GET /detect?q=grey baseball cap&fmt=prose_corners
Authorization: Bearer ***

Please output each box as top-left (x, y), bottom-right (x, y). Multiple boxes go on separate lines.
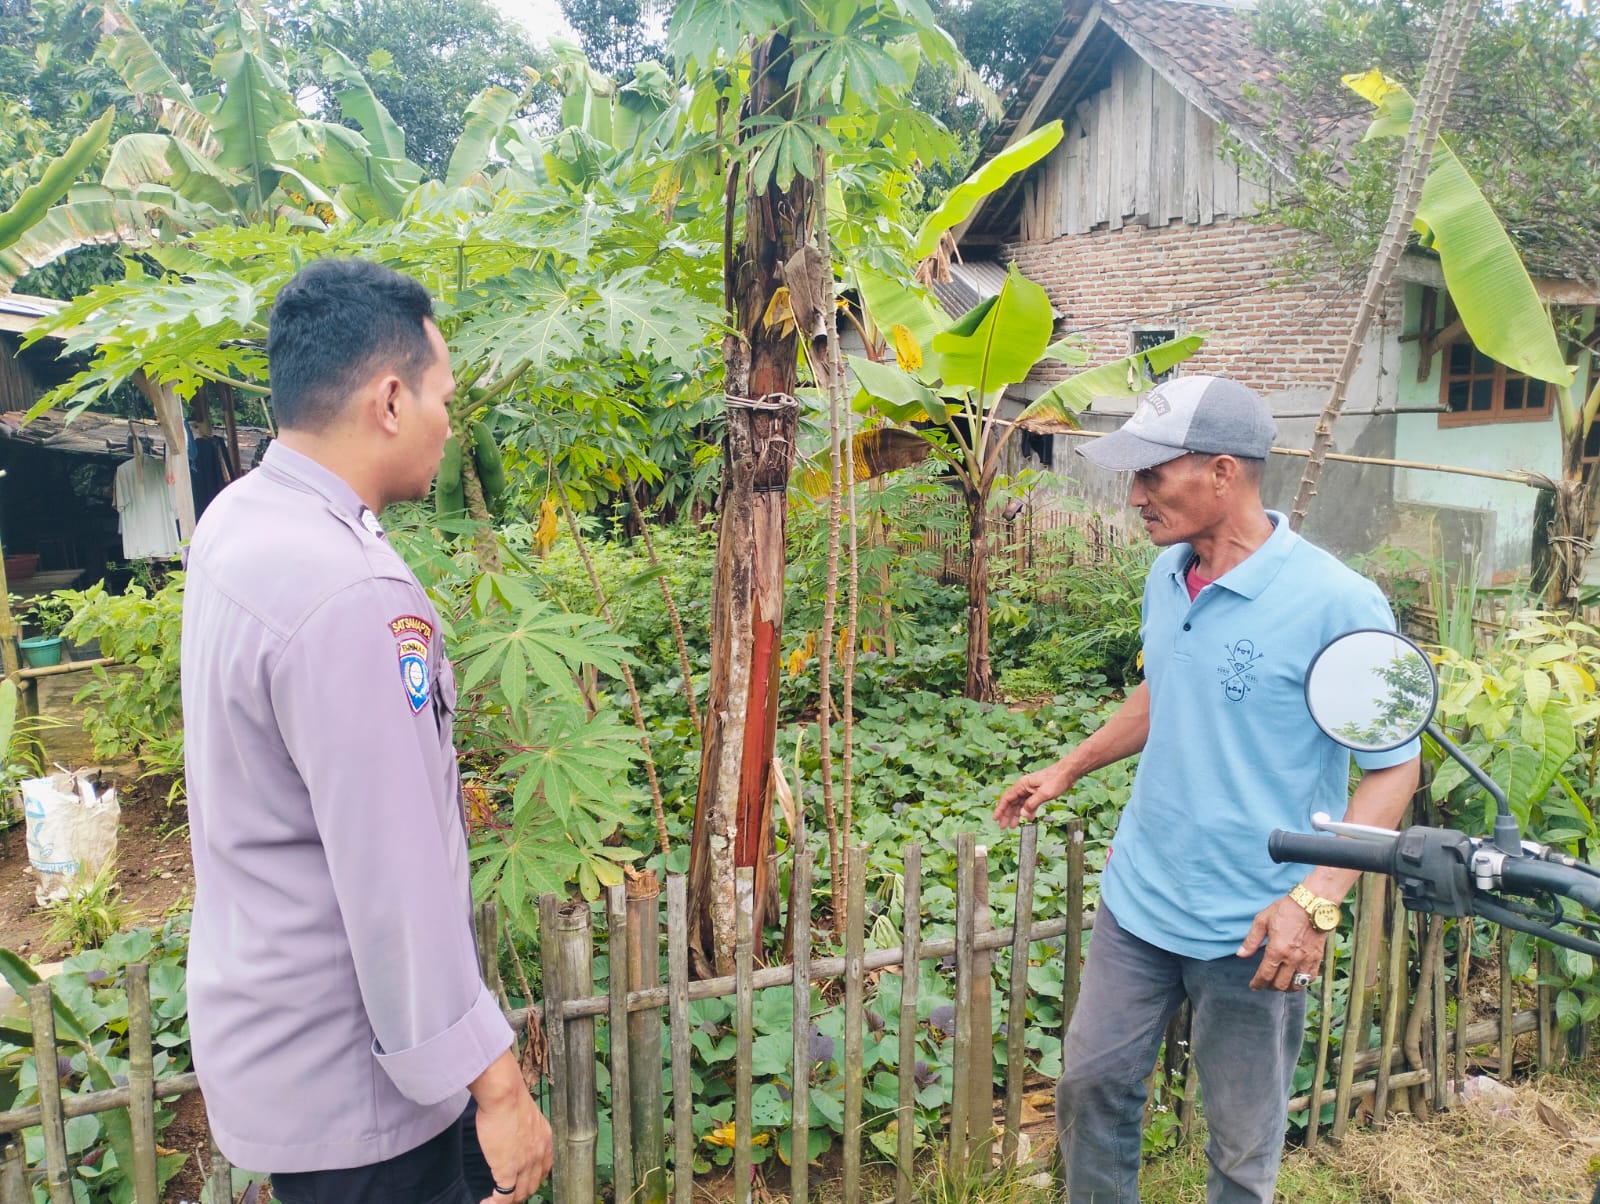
top-left (1077, 375), bottom-right (1277, 472)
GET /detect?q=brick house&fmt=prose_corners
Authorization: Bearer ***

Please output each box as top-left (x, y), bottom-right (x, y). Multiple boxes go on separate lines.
top-left (959, 0), bottom-right (1599, 578)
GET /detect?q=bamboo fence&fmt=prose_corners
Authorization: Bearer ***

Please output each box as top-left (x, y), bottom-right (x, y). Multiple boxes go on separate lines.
top-left (0, 816), bottom-right (1579, 1203)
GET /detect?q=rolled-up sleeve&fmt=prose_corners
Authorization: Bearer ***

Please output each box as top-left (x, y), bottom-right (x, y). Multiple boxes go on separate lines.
top-left (270, 576), bottom-right (512, 1105)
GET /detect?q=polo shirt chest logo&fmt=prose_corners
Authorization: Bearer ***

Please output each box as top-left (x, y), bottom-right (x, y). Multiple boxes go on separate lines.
top-left (1218, 638), bottom-right (1263, 702)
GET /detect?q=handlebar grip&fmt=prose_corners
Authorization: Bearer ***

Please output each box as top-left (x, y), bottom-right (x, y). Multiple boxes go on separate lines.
top-left (1268, 830), bottom-right (1397, 874)
top-left (1499, 857), bottom-right (1600, 911)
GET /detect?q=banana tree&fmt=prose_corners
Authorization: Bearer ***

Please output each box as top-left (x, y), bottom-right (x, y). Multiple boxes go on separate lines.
top-left (1341, 70), bottom-right (1591, 607)
top-left (0, 2), bottom-right (424, 290)
top-left (847, 264), bottom-right (1201, 700)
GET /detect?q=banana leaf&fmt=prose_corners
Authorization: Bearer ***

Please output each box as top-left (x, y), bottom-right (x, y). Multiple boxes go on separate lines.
top-left (1346, 69), bottom-right (1572, 388)
top-left (210, 49), bottom-right (298, 212)
top-left (103, 133), bottom-right (242, 214)
top-left (931, 264), bottom-right (1053, 393)
top-left (1019, 333), bottom-right (1206, 429)
top-left (910, 121), bottom-right (1063, 261)
top-left (447, 86), bottom-right (524, 188)
top-left (0, 108), bottom-right (116, 257)
top-left (0, 185), bottom-right (185, 292)
top-left (796, 428), bottom-right (934, 497)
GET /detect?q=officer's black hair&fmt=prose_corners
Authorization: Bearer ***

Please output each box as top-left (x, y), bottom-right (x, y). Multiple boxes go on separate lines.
top-left (266, 259), bottom-right (437, 432)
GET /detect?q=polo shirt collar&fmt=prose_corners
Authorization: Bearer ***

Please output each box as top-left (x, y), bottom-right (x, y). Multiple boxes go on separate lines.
top-left (1169, 510), bottom-right (1298, 600)
top-left (260, 441), bottom-right (369, 520)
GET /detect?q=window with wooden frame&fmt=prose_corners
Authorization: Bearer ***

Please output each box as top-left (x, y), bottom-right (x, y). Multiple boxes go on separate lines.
top-left (1438, 337), bottom-right (1554, 427)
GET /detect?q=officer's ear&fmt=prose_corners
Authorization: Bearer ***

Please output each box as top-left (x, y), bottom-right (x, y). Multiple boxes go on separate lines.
top-left (370, 372), bottom-right (406, 436)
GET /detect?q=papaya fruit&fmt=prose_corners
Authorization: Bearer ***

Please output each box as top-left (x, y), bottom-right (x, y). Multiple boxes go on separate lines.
top-left (470, 421), bottom-right (507, 507)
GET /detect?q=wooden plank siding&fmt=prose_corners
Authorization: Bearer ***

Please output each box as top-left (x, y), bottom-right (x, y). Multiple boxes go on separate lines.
top-left (1019, 47), bottom-right (1256, 241)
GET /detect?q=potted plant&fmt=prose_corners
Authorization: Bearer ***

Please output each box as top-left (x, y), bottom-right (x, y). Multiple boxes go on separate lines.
top-left (19, 594), bottom-right (75, 669)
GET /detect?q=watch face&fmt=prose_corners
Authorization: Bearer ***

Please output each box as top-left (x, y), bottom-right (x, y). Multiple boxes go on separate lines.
top-left (1313, 904), bottom-right (1340, 931)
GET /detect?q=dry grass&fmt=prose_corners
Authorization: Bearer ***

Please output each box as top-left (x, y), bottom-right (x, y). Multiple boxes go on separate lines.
top-left (1142, 1064), bottom-right (1600, 1203)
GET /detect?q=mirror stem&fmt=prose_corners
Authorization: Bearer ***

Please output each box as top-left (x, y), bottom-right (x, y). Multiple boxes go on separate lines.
top-left (1427, 723), bottom-right (1521, 854)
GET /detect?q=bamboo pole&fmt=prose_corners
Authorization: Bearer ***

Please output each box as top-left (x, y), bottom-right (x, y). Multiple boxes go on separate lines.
top-left (1062, 820), bottom-right (1085, 1037)
top-left (206, 1136), bottom-right (232, 1204)
top-left (1332, 875), bottom-right (1380, 1140)
top-left (666, 877), bottom-right (694, 1204)
top-left (539, 895), bottom-right (572, 1204)
top-left (1001, 826), bottom-right (1037, 1169)
top-left (476, 902), bottom-right (505, 1010)
top-left (12, 657), bottom-right (115, 681)
top-left (895, 844), bottom-right (923, 1204)
top-left (1372, 882), bottom-right (1408, 1119)
top-left (1498, 925), bottom-right (1514, 1081)
top-left (950, 832), bottom-right (976, 1180)
top-left (790, 849), bottom-right (813, 1204)
top-left (1536, 946), bottom-right (1555, 1070)
top-left (733, 868), bottom-right (755, 1204)
top-left (1287, 1070), bottom-right (1430, 1115)
top-left (842, 845), bottom-right (867, 1199)
top-left (0, 1140), bottom-right (25, 1204)
top-left (967, 845), bottom-right (994, 1167)
top-left (1431, 920), bottom-right (1448, 1111)
top-left (126, 964), bottom-right (159, 1204)
top-left (562, 903), bottom-right (599, 1204)
top-left (1402, 915), bottom-right (1444, 1120)
top-left (628, 873), bottom-right (667, 1204)
top-left (1178, 1007), bottom-right (1199, 1142)
top-left (29, 983), bottom-right (72, 1204)
top-left (1305, 939), bottom-right (1338, 1151)
top-left (608, 885), bottom-right (634, 1204)
top-left (1454, 917), bottom-right (1473, 1096)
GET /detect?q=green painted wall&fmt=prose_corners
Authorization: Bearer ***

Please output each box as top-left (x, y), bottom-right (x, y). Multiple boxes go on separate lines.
top-left (1391, 284), bottom-right (1595, 576)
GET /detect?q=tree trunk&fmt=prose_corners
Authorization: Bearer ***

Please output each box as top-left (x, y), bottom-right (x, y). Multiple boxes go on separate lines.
top-left (687, 33), bottom-right (814, 975)
top-left (964, 491), bottom-right (994, 702)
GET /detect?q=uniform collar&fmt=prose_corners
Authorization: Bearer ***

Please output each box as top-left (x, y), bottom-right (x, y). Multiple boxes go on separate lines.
top-left (1169, 510), bottom-right (1297, 601)
top-left (260, 442), bottom-right (371, 522)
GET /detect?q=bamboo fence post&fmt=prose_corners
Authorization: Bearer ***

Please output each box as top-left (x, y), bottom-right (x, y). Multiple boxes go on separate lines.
top-left (1372, 882), bottom-right (1408, 1119)
top-left (0, 1139), bottom-right (25, 1204)
top-left (539, 895), bottom-right (572, 1204)
top-left (1178, 1006), bottom-right (1199, 1142)
top-left (608, 885), bottom-right (634, 1204)
top-left (1536, 946), bottom-right (1555, 1070)
top-left (1305, 938), bottom-right (1338, 1151)
top-left (1062, 821), bottom-right (1084, 1038)
top-left (126, 964), bottom-right (159, 1204)
top-left (1332, 875), bottom-right (1380, 1141)
top-left (1402, 914), bottom-right (1444, 1120)
top-left (1498, 924), bottom-right (1514, 1081)
top-left (790, 850), bottom-right (813, 1204)
top-left (733, 868), bottom-right (755, 1204)
top-left (1431, 920), bottom-right (1448, 1111)
top-left (628, 872), bottom-right (667, 1204)
top-left (666, 877), bottom-right (694, 1204)
top-left (1454, 917), bottom-right (1473, 1096)
top-left (206, 1136), bottom-right (232, 1204)
top-left (476, 902), bottom-right (503, 1003)
top-left (950, 833), bottom-right (976, 1180)
top-left (895, 844), bottom-right (923, 1204)
top-left (967, 845), bottom-right (994, 1166)
top-left (843, 846), bottom-right (867, 1200)
top-left (29, 983), bottom-right (72, 1204)
top-left (559, 901), bottom-right (598, 1204)
top-left (1001, 827), bottom-right (1038, 1169)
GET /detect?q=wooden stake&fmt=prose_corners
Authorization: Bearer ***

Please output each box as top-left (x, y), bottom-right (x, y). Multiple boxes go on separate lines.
top-left (790, 849), bottom-right (813, 1204)
top-left (1454, 917), bottom-right (1473, 1095)
top-left (608, 885), bottom-right (634, 1204)
top-left (628, 873), bottom-right (668, 1204)
top-left (967, 845), bottom-right (994, 1167)
top-left (1498, 924), bottom-right (1514, 1082)
top-left (1062, 820), bottom-right (1085, 1037)
top-left (1332, 875), bottom-right (1379, 1140)
top-left (1373, 882), bottom-right (1408, 1119)
top-left (126, 964), bottom-right (159, 1204)
top-left (666, 877), bottom-right (694, 1204)
top-left (842, 846), bottom-right (868, 1198)
top-left (895, 844), bottom-right (923, 1204)
top-left (1306, 938), bottom-right (1338, 1151)
top-left (733, 869), bottom-right (755, 1204)
top-left (539, 895), bottom-right (571, 1204)
top-left (1001, 826), bottom-right (1038, 1169)
top-left (28, 983), bottom-right (72, 1204)
top-left (950, 833), bottom-right (976, 1180)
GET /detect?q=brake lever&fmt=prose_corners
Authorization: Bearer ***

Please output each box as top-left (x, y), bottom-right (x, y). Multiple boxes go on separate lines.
top-left (1310, 810), bottom-right (1402, 843)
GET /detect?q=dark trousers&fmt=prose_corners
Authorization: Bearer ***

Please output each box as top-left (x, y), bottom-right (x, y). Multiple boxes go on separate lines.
top-left (271, 1104), bottom-right (494, 1204)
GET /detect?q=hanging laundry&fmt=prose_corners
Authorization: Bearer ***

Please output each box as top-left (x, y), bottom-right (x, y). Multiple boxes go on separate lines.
top-left (113, 448), bottom-right (180, 559)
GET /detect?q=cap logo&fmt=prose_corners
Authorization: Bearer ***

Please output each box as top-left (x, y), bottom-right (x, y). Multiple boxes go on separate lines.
top-left (1146, 392), bottom-right (1171, 417)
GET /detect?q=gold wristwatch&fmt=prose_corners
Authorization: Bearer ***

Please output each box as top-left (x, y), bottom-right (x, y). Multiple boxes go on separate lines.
top-left (1289, 884), bottom-right (1342, 932)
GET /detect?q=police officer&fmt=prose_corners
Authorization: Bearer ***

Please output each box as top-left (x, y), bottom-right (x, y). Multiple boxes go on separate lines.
top-left (182, 259), bottom-right (553, 1203)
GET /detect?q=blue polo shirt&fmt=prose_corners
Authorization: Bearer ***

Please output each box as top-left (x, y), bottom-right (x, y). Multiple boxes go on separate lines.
top-left (1100, 512), bottom-right (1419, 960)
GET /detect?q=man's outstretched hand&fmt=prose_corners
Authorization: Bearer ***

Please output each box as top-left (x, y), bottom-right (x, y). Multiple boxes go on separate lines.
top-left (994, 762), bottom-right (1074, 828)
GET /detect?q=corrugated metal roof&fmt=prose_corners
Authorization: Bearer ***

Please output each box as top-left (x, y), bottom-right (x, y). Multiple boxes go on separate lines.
top-left (927, 260), bottom-right (1010, 317)
top-left (0, 294), bottom-right (66, 337)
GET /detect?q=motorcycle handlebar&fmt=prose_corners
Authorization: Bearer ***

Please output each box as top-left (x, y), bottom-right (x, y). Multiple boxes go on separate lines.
top-left (1500, 857), bottom-right (1600, 911)
top-left (1267, 830), bottom-right (1397, 875)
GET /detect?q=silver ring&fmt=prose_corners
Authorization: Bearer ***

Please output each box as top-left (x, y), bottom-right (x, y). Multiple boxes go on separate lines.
top-left (493, 1186), bottom-right (514, 1196)
top-left (1292, 972), bottom-right (1313, 988)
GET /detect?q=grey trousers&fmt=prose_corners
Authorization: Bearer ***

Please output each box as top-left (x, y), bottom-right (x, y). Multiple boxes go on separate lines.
top-left (1056, 907), bottom-right (1306, 1204)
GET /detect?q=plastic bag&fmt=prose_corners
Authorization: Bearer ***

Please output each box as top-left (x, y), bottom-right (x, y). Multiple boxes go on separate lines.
top-left (21, 770), bottom-right (119, 907)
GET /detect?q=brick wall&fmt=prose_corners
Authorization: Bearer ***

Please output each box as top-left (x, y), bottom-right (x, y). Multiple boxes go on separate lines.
top-left (1002, 218), bottom-right (1378, 393)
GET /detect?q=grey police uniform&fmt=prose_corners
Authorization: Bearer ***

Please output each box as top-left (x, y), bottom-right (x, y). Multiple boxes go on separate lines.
top-left (181, 442), bottom-right (512, 1173)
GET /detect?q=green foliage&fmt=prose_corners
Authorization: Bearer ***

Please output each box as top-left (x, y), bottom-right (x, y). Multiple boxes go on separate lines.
top-left (23, 593), bottom-right (75, 640)
top-left (59, 579), bottom-right (186, 797)
top-left (44, 858), bottom-right (134, 955)
top-left (0, 918), bottom-right (193, 1203)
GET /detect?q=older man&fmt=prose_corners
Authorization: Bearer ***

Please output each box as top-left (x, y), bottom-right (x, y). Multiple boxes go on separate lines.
top-left (995, 375), bottom-right (1420, 1203)
top-left (182, 259), bottom-right (551, 1203)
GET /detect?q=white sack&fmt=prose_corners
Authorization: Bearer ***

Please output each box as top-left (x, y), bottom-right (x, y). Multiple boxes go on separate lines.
top-left (21, 771), bottom-right (119, 907)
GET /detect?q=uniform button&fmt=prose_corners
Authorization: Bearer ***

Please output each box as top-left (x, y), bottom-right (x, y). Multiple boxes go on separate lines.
top-left (1182, 622), bottom-right (1192, 631)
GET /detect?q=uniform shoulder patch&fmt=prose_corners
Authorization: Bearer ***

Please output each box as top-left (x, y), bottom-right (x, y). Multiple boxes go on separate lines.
top-left (390, 615), bottom-right (433, 714)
